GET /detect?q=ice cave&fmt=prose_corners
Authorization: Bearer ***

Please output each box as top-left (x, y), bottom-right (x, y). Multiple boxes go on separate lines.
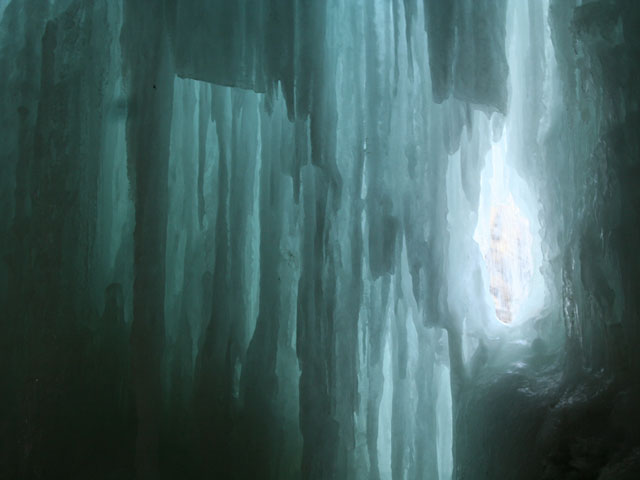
top-left (1, 0), bottom-right (639, 479)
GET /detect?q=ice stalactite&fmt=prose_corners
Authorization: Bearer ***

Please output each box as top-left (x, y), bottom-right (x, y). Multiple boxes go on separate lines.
top-left (121, 2), bottom-right (176, 477)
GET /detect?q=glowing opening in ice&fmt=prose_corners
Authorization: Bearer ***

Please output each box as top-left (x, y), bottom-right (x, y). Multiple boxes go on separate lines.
top-left (474, 135), bottom-right (540, 325)
top-left (481, 195), bottom-right (533, 324)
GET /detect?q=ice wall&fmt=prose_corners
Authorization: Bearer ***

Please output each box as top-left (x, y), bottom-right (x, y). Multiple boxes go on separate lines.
top-left (1, 0), bottom-right (639, 479)
top-left (447, 1), bottom-right (640, 479)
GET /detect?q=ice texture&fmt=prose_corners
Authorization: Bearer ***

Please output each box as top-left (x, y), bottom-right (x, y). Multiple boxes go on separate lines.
top-left (1, 0), bottom-right (639, 479)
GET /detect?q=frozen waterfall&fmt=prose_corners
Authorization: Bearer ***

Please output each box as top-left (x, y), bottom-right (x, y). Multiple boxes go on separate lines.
top-left (1, 0), bottom-right (639, 479)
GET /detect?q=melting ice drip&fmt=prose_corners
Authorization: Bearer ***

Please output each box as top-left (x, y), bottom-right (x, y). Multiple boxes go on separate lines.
top-left (475, 137), bottom-right (536, 325)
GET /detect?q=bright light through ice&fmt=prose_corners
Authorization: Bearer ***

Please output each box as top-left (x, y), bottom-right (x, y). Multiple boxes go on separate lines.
top-left (475, 136), bottom-right (535, 325)
top-left (484, 195), bottom-right (533, 323)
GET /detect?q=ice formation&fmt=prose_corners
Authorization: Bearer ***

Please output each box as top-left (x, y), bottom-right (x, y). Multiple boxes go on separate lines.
top-left (1, 0), bottom-right (639, 479)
